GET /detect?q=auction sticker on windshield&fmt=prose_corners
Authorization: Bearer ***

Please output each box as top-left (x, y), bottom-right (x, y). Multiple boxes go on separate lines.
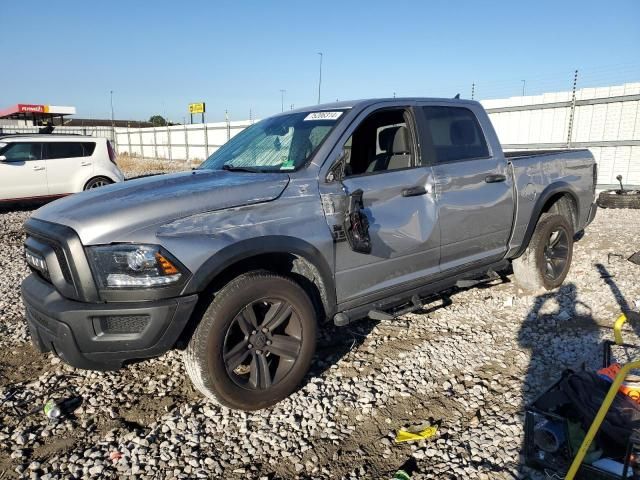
top-left (304, 111), bottom-right (343, 121)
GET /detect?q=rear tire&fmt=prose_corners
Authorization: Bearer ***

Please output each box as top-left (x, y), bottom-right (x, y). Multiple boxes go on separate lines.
top-left (183, 271), bottom-right (317, 410)
top-left (84, 176), bottom-right (113, 190)
top-left (513, 213), bottom-right (573, 293)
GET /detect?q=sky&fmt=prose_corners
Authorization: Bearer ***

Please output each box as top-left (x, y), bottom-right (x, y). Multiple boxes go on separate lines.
top-left (1, 0), bottom-right (639, 123)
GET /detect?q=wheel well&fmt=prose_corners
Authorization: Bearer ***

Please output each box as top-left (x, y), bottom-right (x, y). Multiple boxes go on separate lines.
top-left (178, 253), bottom-right (331, 349)
top-left (540, 192), bottom-right (578, 231)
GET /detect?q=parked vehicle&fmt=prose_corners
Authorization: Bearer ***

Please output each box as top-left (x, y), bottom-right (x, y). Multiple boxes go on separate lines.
top-left (21, 98), bottom-right (597, 410)
top-left (0, 134), bottom-right (123, 202)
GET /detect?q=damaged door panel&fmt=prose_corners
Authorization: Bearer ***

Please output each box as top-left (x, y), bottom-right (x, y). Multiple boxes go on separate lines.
top-left (325, 167), bottom-right (441, 304)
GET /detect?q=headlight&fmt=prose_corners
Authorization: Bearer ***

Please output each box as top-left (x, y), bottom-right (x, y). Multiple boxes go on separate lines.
top-left (87, 244), bottom-right (185, 289)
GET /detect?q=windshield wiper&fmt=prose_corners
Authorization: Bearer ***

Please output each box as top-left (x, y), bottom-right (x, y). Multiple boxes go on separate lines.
top-left (221, 164), bottom-right (262, 173)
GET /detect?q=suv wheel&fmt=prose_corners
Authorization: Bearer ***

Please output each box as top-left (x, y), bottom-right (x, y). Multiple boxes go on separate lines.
top-left (512, 213), bottom-right (573, 292)
top-left (183, 271), bottom-right (317, 410)
top-left (84, 176), bottom-right (113, 190)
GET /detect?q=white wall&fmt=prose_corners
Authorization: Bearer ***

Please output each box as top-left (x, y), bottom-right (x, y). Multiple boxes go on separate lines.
top-left (114, 120), bottom-right (254, 161)
top-left (482, 82), bottom-right (640, 185)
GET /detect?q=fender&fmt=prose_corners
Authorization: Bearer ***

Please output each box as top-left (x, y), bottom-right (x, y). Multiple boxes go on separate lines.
top-left (181, 236), bottom-right (336, 312)
top-left (512, 181), bottom-right (580, 259)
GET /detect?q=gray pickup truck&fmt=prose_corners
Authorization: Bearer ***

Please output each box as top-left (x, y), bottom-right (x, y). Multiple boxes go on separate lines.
top-left (21, 98), bottom-right (597, 410)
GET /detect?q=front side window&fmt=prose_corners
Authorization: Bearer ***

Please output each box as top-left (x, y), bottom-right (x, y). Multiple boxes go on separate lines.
top-left (342, 108), bottom-right (415, 177)
top-left (422, 106), bottom-right (489, 163)
top-left (47, 142), bottom-right (85, 159)
top-left (0, 142), bottom-right (43, 161)
top-left (199, 111), bottom-right (344, 172)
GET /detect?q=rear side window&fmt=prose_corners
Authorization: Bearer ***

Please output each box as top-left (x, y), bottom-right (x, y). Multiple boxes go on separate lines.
top-left (1, 142), bottom-right (43, 161)
top-left (82, 142), bottom-right (96, 156)
top-left (421, 106), bottom-right (489, 163)
top-left (46, 141), bottom-right (95, 159)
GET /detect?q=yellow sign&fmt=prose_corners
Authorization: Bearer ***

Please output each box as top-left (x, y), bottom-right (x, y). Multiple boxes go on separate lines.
top-left (189, 102), bottom-right (206, 114)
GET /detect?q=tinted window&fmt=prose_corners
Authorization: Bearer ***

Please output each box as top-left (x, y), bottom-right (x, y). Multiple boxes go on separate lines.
top-left (422, 107), bottom-right (489, 163)
top-left (47, 142), bottom-right (85, 159)
top-left (82, 142), bottom-right (96, 156)
top-left (1, 142), bottom-right (43, 161)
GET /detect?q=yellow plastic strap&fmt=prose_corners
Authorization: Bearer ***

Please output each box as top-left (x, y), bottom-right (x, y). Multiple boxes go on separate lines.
top-left (614, 313), bottom-right (628, 345)
top-left (565, 359), bottom-right (640, 480)
top-left (395, 426), bottom-right (438, 443)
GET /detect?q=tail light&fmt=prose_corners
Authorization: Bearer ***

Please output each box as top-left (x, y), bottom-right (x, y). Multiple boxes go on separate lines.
top-left (107, 141), bottom-right (118, 165)
top-left (592, 163), bottom-right (598, 195)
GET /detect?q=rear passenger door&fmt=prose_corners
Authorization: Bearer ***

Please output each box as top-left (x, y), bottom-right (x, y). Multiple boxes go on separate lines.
top-left (45, 141), bottom-right (95, 195)
top-left (0, 142), bottom-right (47, 200)
top-left (417, 104), bottom-right (514, 271)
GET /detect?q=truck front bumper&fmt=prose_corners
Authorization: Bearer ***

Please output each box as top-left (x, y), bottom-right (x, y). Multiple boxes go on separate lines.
top-left (21, 274), bottom-right (198, 371)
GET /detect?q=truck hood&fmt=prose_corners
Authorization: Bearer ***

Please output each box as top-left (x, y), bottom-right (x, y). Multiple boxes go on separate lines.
top-left (32, 170), bottom-right (290, 244)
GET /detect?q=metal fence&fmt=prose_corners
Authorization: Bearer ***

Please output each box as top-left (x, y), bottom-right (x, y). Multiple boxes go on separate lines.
top-left (2, 81), bottom-right (638, 186)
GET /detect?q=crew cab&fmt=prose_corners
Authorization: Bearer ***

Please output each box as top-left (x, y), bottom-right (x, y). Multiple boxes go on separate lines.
top-left (21, 98), bottom-right (597, 410)
top-left (0, 134), bottom-right (123, 202)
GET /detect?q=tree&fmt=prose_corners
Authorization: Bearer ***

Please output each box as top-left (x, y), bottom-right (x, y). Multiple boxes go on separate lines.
top-left (149, 115), bottom-right (168, 126)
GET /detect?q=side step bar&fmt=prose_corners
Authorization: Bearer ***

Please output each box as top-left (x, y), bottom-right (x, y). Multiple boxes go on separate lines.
top-left (332, 262), bottom-right (508, 327)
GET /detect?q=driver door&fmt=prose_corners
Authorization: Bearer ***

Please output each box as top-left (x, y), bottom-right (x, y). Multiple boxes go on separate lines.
top-left (320, 106), bottom-right (441, 306)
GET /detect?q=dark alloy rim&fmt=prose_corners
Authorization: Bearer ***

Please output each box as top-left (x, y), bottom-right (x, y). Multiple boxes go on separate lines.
top-left (542, 227), bottom-right (569, 280)
top-left (88, 179), bottom-right (109, 189)
top-left (222, 298), bottom-right (303, 391)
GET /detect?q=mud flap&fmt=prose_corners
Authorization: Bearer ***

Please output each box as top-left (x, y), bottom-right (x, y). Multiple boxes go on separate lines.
top-left (343, 189), bottom-right (371, 254)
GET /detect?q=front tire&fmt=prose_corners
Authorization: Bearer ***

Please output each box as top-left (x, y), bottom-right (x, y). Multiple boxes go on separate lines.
top-left (513, 213), bottom-right (574, 292)
top-left (183, 272), bottom-right (317, 410)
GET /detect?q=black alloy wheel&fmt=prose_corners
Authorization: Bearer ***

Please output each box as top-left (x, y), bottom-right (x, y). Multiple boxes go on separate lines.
top-left (223, 298), bottom-right (303, 391)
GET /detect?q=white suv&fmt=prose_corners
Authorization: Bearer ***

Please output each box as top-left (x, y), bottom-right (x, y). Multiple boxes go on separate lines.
top-left (0, 135), bottom-right (124, 202)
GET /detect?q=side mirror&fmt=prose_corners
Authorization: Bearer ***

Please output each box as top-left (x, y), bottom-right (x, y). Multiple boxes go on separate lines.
top-left (343, 189), bottom-right (371, 254)
top-left (326, 150), bottom-right (347, 182)
top-left (0, 155), bottom-right (6, 162)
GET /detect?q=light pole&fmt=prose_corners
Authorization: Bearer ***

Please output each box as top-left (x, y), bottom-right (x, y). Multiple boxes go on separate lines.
top-left (317, 52), bottom-right (323, 104)
top-left (280, 89), bottom-right (286, 112)
top-left (110, 90), bottom-right (116, 148)
top-left (110, 90), bottom-right (115, 127)
top-left (521, 80), bottom-right (526, 97)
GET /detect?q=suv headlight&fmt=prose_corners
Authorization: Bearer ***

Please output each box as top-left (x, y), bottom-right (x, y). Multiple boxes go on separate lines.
top-left (87, 244), bottom-right (185, 288)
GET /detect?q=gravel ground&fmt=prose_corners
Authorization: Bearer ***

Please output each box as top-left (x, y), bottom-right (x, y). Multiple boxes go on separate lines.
top-left (1, 199), bottom-right (639, 480)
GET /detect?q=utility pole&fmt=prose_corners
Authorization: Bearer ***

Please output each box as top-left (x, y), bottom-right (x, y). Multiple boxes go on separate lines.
top-left (317, 52), bottom-right (323, 104)
top-left (279, 89), bottom-right (286, 112)
top-left (521, 80), bottom-right (526, 96)
top-left (566, 69), bottom-right (579, 148)
top-left (110, 90), bottom-right (115, 127)
top-left (110, 90), bottom-right (116, 149)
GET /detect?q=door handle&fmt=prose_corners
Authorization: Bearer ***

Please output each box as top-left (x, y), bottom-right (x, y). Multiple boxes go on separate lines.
top-left (32, 165), bottom-right (45, 171)
top-left (81, 161), bottom-right (91, 166)
top-left (401, 186), bottom-right (427, 197)
top-left (485, 174), bottom-right (506, 183)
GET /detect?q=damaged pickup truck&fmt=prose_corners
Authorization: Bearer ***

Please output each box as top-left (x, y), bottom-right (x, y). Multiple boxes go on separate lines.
top-left (21, 98), bottom-right (598, 410)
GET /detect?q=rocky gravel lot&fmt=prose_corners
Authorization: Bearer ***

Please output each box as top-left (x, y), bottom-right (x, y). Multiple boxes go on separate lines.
top-left (1, 198), bottom-right (639, 479)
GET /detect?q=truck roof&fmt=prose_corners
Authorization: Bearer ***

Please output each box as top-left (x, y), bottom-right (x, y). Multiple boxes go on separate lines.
top-left (286, 97), bottom-right (480, 114)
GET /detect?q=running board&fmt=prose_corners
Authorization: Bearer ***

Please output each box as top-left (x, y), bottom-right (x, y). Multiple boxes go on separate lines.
top-left (332, 260), bottom-right (509, 327)
top-left (334, 294), bottom-right (442, 326)
top-left (455, 269), bottom-right (501, 288)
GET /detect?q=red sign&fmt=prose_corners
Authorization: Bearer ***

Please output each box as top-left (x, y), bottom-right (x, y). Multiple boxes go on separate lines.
top-left (18, 104), bottom-right (46, 113)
